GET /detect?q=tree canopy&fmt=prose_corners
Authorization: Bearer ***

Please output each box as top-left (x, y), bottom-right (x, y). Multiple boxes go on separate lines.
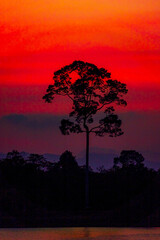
top-left (43, 60), bottom-right (128, 137)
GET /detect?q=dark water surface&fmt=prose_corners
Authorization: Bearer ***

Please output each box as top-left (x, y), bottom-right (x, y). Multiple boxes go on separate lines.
top-left (0, 228), bottom-right (160, 240)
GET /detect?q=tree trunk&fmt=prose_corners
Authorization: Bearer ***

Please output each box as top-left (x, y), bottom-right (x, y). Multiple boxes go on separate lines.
top-left (85, 130), bottom-right (89, 209)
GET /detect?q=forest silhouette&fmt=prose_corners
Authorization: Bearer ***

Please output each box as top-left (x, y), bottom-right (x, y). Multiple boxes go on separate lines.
top-left (0, 149), bottom-right (159, 227)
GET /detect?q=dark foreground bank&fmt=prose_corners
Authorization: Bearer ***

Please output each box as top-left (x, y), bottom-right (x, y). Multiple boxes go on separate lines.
top-left (0, 150), bottom-right (160, 227)
top-left (1, 208), bottom-right (160, 228)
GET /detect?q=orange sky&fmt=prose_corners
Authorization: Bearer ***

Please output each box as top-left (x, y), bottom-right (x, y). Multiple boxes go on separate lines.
top-left (1, 0), bottom-right (160, 55)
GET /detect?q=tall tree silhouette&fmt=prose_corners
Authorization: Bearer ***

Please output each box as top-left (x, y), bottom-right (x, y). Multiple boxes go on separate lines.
top-left (43, 60), bottom-right (128, 208)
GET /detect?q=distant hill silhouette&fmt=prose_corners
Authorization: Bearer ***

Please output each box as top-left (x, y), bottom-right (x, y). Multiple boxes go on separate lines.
top-left (0, 152), bottom-right (59, 164)
top-left (0, 149), bottom-right (159, 170)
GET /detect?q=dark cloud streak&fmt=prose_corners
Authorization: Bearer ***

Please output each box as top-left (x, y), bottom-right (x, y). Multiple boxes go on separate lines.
top-left (0, 113), bottom-right (66, 131)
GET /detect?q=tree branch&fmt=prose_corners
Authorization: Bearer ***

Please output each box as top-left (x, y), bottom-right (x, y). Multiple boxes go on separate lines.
top-left (66, 93), bottom-right (74, 101)
top-left (90, 122), bottom-right (104, 132)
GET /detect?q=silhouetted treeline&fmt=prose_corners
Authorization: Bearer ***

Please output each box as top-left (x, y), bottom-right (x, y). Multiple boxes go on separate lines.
top-left (0, 149), bottom-right (160, 227)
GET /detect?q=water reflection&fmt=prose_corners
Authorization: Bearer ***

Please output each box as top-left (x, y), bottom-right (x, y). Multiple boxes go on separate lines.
top-left (83, 228), bottom-right (91, 238)
top-left (0, 228), bottom-right (160, 240)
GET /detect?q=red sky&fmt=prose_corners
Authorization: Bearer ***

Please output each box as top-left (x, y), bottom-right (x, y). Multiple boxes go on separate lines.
top-left (1, 0), bottom-right (160, 112)
top-left (0, 0), bottom-right (160, 163)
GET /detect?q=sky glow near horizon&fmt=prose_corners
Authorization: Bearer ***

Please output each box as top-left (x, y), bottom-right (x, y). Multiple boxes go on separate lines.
top-left (0, 0), bottom-right (160, 163)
